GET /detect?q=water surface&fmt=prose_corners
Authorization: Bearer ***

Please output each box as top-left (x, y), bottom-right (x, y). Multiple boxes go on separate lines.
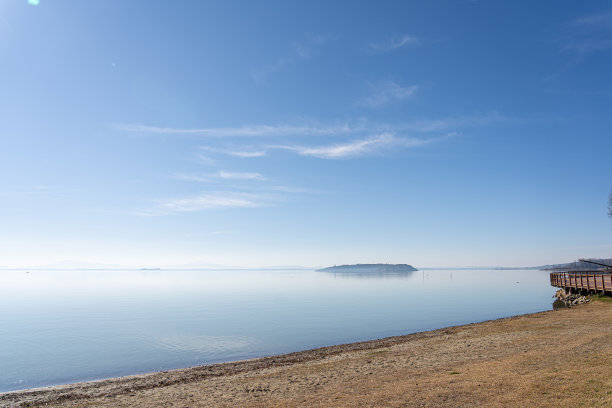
top-left (0, 268), bottom-right (554, 392)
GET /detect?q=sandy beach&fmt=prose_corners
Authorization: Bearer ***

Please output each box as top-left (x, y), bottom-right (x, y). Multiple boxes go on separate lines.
top-left (2, 300), bottom-right (611, 408)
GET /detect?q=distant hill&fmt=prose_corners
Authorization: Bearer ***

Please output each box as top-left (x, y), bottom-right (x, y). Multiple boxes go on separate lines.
top-left (539, 258), bottom-right (612, 271)
top-left (317, 264), bottom-right (418, 273)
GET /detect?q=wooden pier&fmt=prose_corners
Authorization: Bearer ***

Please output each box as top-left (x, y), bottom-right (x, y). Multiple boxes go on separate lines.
top-left (550, 271), bottom-right (612, 295)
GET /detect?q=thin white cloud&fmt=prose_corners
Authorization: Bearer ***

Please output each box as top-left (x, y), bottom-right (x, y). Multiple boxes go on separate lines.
top-left (563, 38), bottom-right (612, 53)
top-left (560, 11), bottom-right (612, 55)
top-left (173, 174), bottom-right (214, 182)
top-left (139, 182), bottom-right (311, 217)
top-left (249, 57), bottom-right (288, 81)
top-left (175, 171), bottom-right (267, 182)
top-left (228, 150), bottom-right (267, 158)
top-left (209, 230), bottom-right (234, 235)
top-left (250, 34), bottom-right (327, 81)
top-left (399, 112), bottom-right (508, 132)
top-left (268, 185), bottom-right (312, 193)
top-left (272, 133), bottom-right (432, 159)
top-left (357, 81), bottom-right (419, 107)
top-left (114, 113), bottom-right (505, 145)
top-left (139, 192), bottom-right (264, 216)
top-left (201, 146), bottom-right (267, 158)
top-left (114, 113), bottom-right (504, 165)
top-left (113, 122), bottom-right (355, 138)
top-left (544, 12), bottom-right (612, 79)
top-left (570, 11), bottom-right (612, 31)
top-left (0, 186), bottom-right (52, 199)
top-left (369, 34), bottom-right (419, 53)
top-left (293, 34), bottom-right (327, 58)
top-left (219, 170), bottom-right (266, 180)
top-left (194, 153), bottom-right (216, 166)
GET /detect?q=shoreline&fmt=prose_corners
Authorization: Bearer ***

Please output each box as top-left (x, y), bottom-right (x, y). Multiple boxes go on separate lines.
top-left (1, 308), bottom-right (553, 396)
top-left (2, 314), bottom-right (526, 405)
top-left (2, 302), bottom-right (611, 407)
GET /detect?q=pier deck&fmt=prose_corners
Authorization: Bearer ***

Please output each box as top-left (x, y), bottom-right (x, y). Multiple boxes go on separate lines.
top-left (550, 271), bottom-right (612, 294)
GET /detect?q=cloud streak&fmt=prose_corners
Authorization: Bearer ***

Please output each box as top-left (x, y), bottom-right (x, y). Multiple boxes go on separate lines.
top-left (175, 171), bottom-right (267, 182)
top-left (0, 186), bottom-right (53, 199)
top-left (139, 192), bottom-right (265, 216)
top-left (218, 170), bottom-right (266, 180)
top-left (546, 11), bottom-right (612, 79)
top-left (250, 34), bottom-right (327, 81)
top-left (561, 11), bottom-right (612, 55)
top-left (357, 81), bottom-right (419, 107)
top-left (292, 34), bottom-right (327, 58)
top-left (563, 38), bottom-right (612, 54)
top-left (271, 133), bottom-right (433, 159)
top-left (116, 113), bottom-right (505, 164)
top-left (570, 11), bottom-right (612, 31)
top-left (397, 112), bottom-right (508, 132)
top-left (200, 146), bottom-right (268, 158)
top-left (112, 122), bottom-right (355, 138)
top-left (369, 34), bottom-right (419, 53)
top-left (114, 113), bottom-right (506, 140)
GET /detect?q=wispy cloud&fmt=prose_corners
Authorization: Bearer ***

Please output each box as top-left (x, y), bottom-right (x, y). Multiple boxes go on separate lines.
top-left (570, 11), bottom-right (612, 32)
top-left (267, 185), bottom-right (313, 193)
top-left (209, 230), bottom-right (234, 235)
top-left (357, 81), bottom-right (419, 107)
top-left (561, 11), bottom-right (612, 55)
top-left (138, 181), bottom-right (313, 216)
top-left (116, 113), bottom-right (503, 163)
top-left (200, 146), bottom-right (268, 158)
top-left (175, 171), bottom-right (267, 182)
top-left (227, 150), bottom-right (267, 158)
top-left (249, 58), bottom-right (289, 82)
top-left (293, 34), bottom-right (327, 58)
top-left (0, 186), bottom-right (52, 199)
top-left (250, 34), bottom-right (327, 81)
top-left (138, 192), bottom-right (265, 216)
top-left (546, 11), bottom-right (612, 79)
top-left (563, 38), bottom-right (612, 54)
top-left (218, 170), bottom-right (266, 180)
top-left (194, 153), bottom-right (216, 166)
top-left (115, 113), bottom-right (505, 144)
top-left (398, 112), bottom-right (508, 132)
top-left (368, 34), bottom-right (419, 53)
top-left (112, 122), bottom-right (354, 138)
top-left (271, 133), bottom-right (433, 159)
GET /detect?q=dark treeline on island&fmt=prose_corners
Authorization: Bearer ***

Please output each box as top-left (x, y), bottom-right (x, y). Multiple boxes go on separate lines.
top-left (317, 264), bottom-right (418, 273)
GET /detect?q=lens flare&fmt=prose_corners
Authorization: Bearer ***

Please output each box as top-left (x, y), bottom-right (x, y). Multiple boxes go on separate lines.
top-left (28, 0), bottom-right (40, 5)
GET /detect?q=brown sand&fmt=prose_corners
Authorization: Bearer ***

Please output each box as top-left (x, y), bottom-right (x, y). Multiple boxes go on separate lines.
top-left (2, 301), bottom-right (611, 408)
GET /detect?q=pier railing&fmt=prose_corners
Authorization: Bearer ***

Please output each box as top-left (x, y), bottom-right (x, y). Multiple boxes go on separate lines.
top-left (550, 271), bottom-right (612, 294)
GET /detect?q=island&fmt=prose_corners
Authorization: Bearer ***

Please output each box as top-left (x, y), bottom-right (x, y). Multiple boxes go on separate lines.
top-left (316, 263), bottom-right (417, 273)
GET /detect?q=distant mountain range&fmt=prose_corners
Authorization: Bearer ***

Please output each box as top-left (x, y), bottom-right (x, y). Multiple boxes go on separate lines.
top-left (0, 260), bottom-right (312, 271)
top-left (3, 259), bottom-right (610, 272)
top-left (317, 264), bottom-right (418, 273)
top-left (25, 260), bottom-right (123, 270)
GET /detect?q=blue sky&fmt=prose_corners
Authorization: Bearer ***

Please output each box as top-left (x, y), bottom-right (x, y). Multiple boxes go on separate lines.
top-left (1, 0), bottom-right (612, 268)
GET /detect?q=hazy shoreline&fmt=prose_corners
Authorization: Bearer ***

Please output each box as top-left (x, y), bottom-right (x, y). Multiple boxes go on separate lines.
top-left (3, 302), bottom-right (611, 407)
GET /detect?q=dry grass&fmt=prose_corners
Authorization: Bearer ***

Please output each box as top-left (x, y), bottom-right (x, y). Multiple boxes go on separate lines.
top-left (3, 302), bottom-right (612, 408)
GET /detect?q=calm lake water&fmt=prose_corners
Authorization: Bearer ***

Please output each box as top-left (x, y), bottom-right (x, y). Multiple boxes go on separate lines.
top-left (0, 268), bottom-right (555, 393)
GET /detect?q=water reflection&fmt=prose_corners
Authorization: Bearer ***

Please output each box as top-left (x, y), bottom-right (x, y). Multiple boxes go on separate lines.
top-left (320, 270), bottom-right (415, 279)
top-left (0, 268), bottom-right (555, 392)
top-left (317, 264), bottom-right (417, 279)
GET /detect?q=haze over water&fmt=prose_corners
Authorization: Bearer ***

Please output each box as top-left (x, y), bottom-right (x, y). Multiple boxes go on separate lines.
top-left (0, 268), bottom-right (555, 392)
